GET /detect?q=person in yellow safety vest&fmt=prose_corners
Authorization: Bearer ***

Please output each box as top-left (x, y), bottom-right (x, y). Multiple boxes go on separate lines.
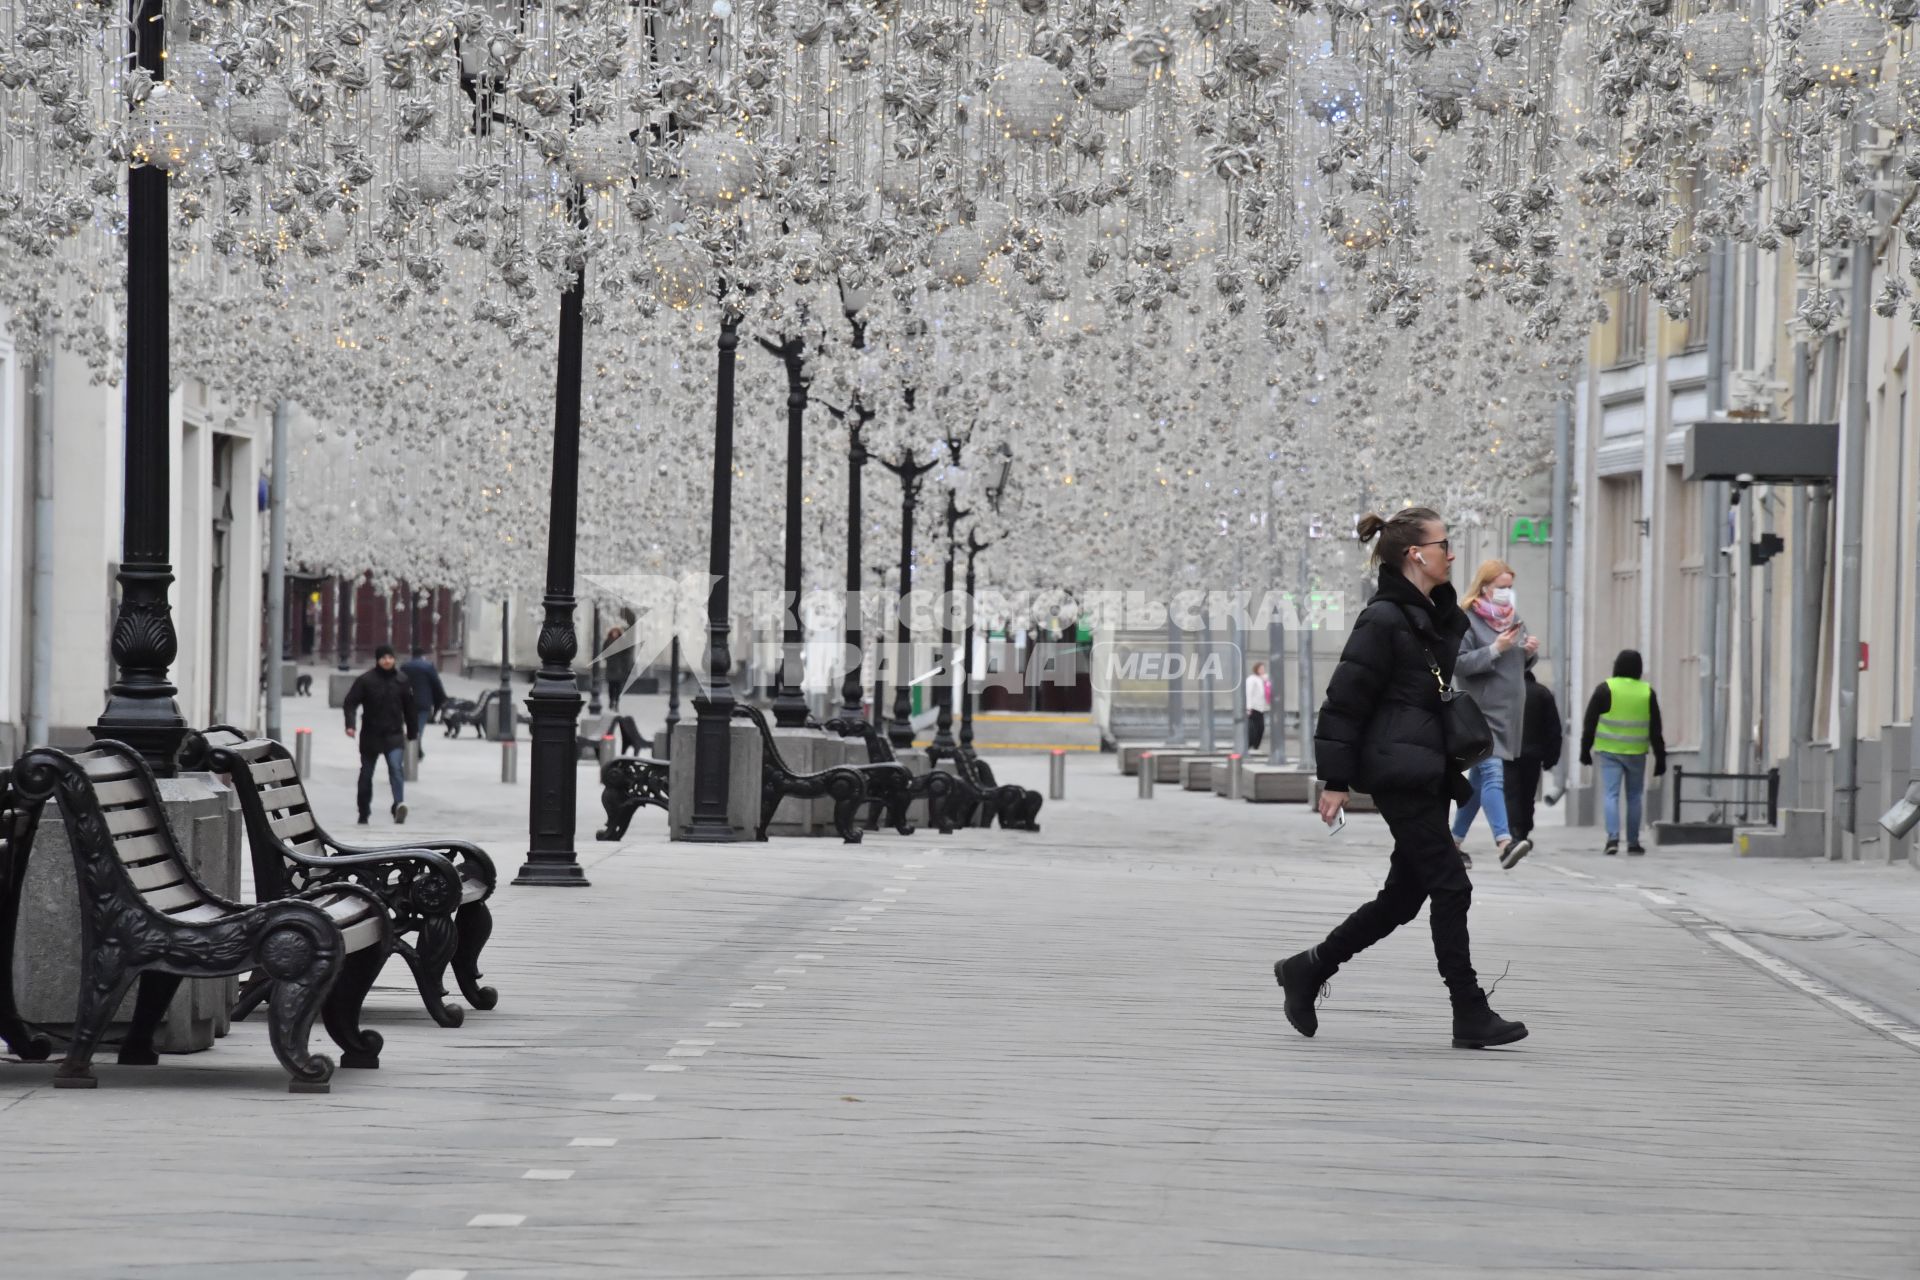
top-left (1578, 649), bottom-right (1667, 856)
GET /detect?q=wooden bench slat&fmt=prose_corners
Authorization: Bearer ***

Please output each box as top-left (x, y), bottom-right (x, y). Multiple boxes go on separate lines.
top-left (249, 757), bottom-right (299, 785)
top-left (105, 805), bottom-right (161, 837)
top-left (257, 783), bottom-right (308, 813)
top-left (340, 916), bottom-right (384, 953)
top-left (461, 875), bottom-right (488, 904)
top-left (310, 891), bottom-right (379, 926)
top-left (91, 778), bottom-right (149, 807)
top-left (125, 859), bottom-right (188, 892)
top-left (80, 752), bottom-right (139, 781)
top-left (114, 832), bottom-right (169, 864)
top-left (144, 882), bottom-right (204, 912)
top-left (219, 737), bottom-right (274, 762)
top-left (168, 902), bottom-right (228, 924)
top-left (270, 810), bottom-right (317, 841)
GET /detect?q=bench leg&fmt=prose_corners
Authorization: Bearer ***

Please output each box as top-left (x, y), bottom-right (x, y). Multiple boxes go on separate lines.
top-left (451, 900), bottom-right (498, 1011)
top-left (398, 915), bottom-right (464, 1028)
top-left (886, 788), bottom-right (915, 836)
top-left (117, 971), bottom-right (183, 1066)
top-left (57, 967), bottom-right (136, 1088)
top-left (264, 927), bottom-right (341, 1093)
top-left (832, 781), bottom-right (865, 844)
top-left (322, 945), bottom-right (386, 1070)
top-left (597, 792), bottom-right (638, 842)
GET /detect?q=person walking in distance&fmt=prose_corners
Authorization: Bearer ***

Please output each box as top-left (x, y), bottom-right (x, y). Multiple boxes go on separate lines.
top-left (1580, 649), bottom-right (1666, 855)
top-left (1245, 661), bottom-right (1270, 753)
top-left (400, 646), bottom-right (447, 757)
top-left (1274, 508), bottom-right (1527, 1049)
top-left (343, 644), bottom-right (419, 825)
top-left (1505, 669), bottom-right (1563, 845)
top-left (602, 608), bottom-right (636, 713)
top-left (1449, 560), bottom-right (1539, 870)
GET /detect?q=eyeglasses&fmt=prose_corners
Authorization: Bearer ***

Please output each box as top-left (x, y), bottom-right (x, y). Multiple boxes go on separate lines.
top-left (1414, 538), bottom-right (1451, 553)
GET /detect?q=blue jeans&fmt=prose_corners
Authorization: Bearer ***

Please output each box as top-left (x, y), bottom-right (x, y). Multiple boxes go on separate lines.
top-left (357, 746), bottom-right (405, 817)
top-left (1451, 756), bottom-right (1511, 844)
top-left (1598, 751), bottom-right (1645, 843)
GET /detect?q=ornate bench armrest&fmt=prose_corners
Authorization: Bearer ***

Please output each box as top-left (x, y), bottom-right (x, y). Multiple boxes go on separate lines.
top-left (292, 846), bottom-right (466, 919)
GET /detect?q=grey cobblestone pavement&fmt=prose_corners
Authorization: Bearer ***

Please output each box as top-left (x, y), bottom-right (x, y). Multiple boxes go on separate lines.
top-left (5, 711), bottom-right (1919, 1278)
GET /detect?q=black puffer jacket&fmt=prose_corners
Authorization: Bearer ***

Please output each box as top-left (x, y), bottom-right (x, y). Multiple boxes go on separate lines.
top-left (342, 666), bottom-right (419, 757)
top-left (1315, 567), bottom-right (1471, 800)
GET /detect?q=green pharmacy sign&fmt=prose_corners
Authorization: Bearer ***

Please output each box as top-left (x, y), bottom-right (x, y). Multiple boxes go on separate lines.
top-left (1509, 516), bottom-right (1551, 546)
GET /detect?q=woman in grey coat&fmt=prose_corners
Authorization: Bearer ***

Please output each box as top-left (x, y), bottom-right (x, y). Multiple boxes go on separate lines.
top-left (1451, 560), bottom-right (1539, 869)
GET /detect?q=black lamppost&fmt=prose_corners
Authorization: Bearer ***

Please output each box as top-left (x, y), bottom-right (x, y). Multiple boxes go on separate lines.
top-left (834, 283), bottom-right (873, 719)
top-left (93, 0), bottom-right (187, 771)
top-left (337, 576), bottom-right (354, 673)
top-left (877, 429), bottom-right (939, 751)
top-left (927, 435), bottom-right (969, 764)
top-left (496, 598), bottom-right (514, 742)
top-left (870, 563), bottom-right (891, 727)
top-left (757, 330), bottom-right (811, 728)
top-left (686, 300), bottom-right (746, 841)
top-left (839, 409), bottom-right (870, 718)
top-left (959, 529), bottom-right (991, 760)
top-left (587, 600), bottom-right (604, 717)
top-left (960, 446), bottom-right (1011, 760)
top-left (512, 236), bottom-right (589, 887)
top-left (663, 632), bottom-right (682, 759)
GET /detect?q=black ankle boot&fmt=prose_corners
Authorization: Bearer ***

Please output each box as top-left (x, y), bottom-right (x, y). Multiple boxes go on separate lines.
top-left (1450, 990), bottom-right (1528, 1049)
top-left (1275, 950), bottom-right (1335, 1038)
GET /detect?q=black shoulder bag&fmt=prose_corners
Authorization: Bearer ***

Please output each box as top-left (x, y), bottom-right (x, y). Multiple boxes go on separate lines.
top-left (1398, 607), bottom-right (1494, 767)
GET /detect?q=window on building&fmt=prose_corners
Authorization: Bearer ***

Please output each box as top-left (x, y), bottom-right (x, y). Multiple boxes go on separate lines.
top-left (1610, 288), bottom-right (1647, 367)
top-left (1600, 474), bottom-right (1642, 665)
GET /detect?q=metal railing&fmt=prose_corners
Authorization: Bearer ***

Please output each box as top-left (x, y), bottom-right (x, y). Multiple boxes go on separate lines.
top-left (1670, 766), bottom-right (1780, 828)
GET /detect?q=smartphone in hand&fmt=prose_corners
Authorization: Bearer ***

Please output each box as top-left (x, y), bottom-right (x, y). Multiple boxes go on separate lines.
top-left (1327, 808), bottom-right (1346, 836)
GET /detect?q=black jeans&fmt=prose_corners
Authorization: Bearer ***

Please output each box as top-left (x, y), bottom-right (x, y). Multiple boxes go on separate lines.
top-left (1247, 710), bottom-right (1265, 752)
top-left (1504, 759), bottom-right (1542, 842)
top-left (1318, 789), bottom-right (1479, 998)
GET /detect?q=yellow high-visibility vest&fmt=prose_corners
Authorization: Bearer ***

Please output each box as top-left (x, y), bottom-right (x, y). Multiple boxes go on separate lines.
top-left (1597, 677), bottom-right (1652, 755)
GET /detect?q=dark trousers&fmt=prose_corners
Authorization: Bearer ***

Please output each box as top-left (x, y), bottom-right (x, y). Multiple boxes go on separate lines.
top-left (356, 746), bottom-right (405, 817)
top-left (1247, 710), bottom-right (1265, 753)
top-left (1504, 759), bottom-right (1543, 842)
top-left (1317, 789), bottom-right (1479, 998)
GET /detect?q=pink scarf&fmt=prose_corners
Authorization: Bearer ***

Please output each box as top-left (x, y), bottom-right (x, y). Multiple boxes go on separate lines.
top-left (1472, 596), bottom-right (1515, 631)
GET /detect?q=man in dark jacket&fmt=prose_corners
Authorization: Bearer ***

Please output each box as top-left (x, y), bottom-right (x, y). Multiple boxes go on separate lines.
top-left (343, 644), bottom-right (419, 824)
top-left (400, 647), bottom-right (448, 757)
top-left (1579, 648), bottom-right (1666, 854)
top-left (1504, 669), bottom-right (1562, 844)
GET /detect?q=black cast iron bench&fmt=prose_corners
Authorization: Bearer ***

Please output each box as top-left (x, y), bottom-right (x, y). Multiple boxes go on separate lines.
top-left (950, 750), bottom-right (1043, 831)
top-left (191, 726), bottom-right (499, 1027)
top-left (821, 717), bottom-right (960, 835)
top-left (596, 754), bottom-right (670, 841)
top-left (731, 704), bottom-right (870, 843)
top-left (442, 688), bottom-right (529, 738)
top-left (0, 742), bottom-right (391, 1092)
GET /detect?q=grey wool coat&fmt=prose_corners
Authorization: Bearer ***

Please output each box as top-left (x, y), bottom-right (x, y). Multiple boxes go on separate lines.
top-left (1453, 608), bottom-right (1531, 762)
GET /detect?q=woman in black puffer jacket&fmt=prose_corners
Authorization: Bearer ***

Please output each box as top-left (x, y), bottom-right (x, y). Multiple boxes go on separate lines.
top-left (1273, 507), bottom-right (1528, 1050)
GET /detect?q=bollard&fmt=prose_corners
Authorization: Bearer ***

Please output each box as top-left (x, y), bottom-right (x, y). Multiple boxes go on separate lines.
top-left (293, 727), bottom-right (312, 779)
top-left (1049, 748), bottom-right (1066, 800)
top-left (1226, 752), bottom-right (1242, 800)
top-left (403, 737), bottom-right (420, 783)
top-left (597, 732), bottom-right (615, 766)
top-left (1138, 752), bottom-right (1155, 799)
top-left (501, 738), bottom-right (518, 784)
